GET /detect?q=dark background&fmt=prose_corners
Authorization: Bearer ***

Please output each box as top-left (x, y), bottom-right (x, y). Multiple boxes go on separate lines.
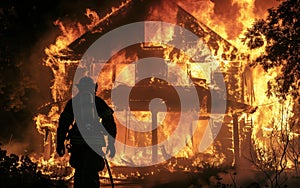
top-left (0, 0), bottom-right (124, 153)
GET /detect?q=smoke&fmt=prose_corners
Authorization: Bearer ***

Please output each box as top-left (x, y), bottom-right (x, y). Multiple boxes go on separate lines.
top-left (176, 0), bottom-right (281, 41)
top-left (210, 0), bottom-right (243, 40)
top-left (1, 122), bottom-right (43, 156)
top-left (254, 0), bottom-right (281, 17)
top-left (2, 142), bottom-right (29, 156)
top-left (212, 166), bottom-right (265, 187)
top-left (175, 0), bottom-right (242, 40)
top-left (204, 0), bottom-right (280, 40)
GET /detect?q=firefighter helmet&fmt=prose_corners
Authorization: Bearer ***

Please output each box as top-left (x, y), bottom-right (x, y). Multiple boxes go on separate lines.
top-left (76, 76), bottom-right (95, 91)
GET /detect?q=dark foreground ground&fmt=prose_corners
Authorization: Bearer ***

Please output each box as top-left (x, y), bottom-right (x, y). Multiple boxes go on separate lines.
top-left (1, 145), bottom-right (300, 188)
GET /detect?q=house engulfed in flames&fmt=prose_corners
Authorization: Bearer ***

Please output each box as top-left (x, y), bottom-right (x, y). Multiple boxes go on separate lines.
top-left (35, 0), bottom-right (259, 174)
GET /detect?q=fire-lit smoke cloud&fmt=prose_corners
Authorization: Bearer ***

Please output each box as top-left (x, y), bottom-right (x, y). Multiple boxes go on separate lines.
top-left (176, 0), bottom-right (280, 42)
top-left (210, 0), bottom-right (242, 39)
top-left (254, 0), bottom-right (281, 17)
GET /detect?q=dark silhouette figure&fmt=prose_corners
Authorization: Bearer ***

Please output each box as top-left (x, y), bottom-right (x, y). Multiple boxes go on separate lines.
top-left (56, 76), bottom-right (117, 188)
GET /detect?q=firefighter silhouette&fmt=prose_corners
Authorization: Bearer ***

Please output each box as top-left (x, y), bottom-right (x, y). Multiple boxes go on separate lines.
top-left (56, 76), bottom-right (117, 188)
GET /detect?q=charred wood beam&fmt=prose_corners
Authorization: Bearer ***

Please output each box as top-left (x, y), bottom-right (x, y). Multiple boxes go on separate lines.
top-left (233, 113), bottom-right (240, 167)
top-left (151, 110), bottom-right (158, 163)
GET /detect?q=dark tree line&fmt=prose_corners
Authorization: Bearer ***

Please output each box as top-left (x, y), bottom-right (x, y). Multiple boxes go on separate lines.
top-left (243, 1), bottom-right (300, 187)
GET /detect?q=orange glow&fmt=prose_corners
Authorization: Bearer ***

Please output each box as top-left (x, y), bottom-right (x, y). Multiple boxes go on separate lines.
top-left (31, 0), bottom-right (295, 180)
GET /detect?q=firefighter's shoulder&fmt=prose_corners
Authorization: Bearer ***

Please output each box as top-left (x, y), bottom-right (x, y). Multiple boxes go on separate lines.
top-left (95, 96), bottom-right (114, 116)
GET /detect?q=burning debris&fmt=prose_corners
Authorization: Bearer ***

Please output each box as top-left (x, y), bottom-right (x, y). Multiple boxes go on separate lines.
top-left (0, 143), bottom-right (68, 187)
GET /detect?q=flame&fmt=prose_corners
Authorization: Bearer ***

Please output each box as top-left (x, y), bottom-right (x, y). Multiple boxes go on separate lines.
top-left (251, 66), bottom-right (295, 152)
top-left (85, 9), bottom-right (101, 30)
top-left (31, 0), bottom-right (296, 181)
top-left (89, 0), bottom-right (133, 33)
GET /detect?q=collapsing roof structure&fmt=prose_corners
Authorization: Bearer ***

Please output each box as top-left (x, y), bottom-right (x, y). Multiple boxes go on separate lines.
top-left (66, 0), bottom-right (240, 61)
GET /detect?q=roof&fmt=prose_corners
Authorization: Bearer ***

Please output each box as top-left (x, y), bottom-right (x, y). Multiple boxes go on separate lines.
top-left (63, 0), bottom-right (239, 61)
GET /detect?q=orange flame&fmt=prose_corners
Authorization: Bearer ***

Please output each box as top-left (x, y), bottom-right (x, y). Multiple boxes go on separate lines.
top-left (32, 0), bottom-right (293, 178)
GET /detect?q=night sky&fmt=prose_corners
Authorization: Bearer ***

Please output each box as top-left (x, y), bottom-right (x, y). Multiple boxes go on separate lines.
top-left (0, 0), bottom-right (280, 154)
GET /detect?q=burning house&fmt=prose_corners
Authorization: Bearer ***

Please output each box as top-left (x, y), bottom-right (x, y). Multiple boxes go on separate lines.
top-left (34, 0), bottom-right (260, 181)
